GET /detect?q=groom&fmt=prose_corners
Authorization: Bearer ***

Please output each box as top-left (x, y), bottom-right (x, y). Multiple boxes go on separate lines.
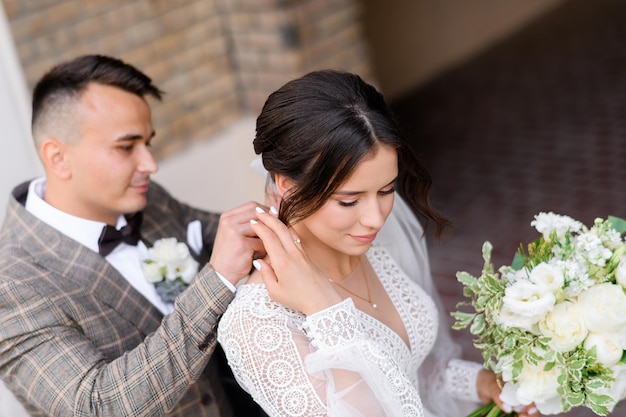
top-left (0, 55), bottom-right (266, 416)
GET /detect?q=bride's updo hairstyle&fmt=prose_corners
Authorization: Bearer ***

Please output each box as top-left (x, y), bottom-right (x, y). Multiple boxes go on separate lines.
top-left (254, 69), bottom-right (450, 237)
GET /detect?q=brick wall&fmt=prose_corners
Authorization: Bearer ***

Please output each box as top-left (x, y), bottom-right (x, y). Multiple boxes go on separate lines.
top-left (2, 0), bottom-right (372, 159)
top-left (224, 0), bottom-right (373, 113)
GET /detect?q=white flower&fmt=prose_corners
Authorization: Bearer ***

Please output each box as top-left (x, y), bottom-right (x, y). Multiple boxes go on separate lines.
top-left (177, 257), bottom-right (199, 284)
top-left (531, 212), bottom-right (583, 242)
top-left (555, 259), bottom-right (593, 297)
top-left (575, 232), bottom-right (612, 266)
top-left (528, 262), bottom-right (564, 292)
top-left (497, 280), bottom-right (555, 330)
top-left (499, 360), bottom-right (562, 413)
top-left (499, 265), bottom-right (527, 283)
top-left (584, 332), bottom-right (624, 367)
top-left (538, 301), bottom-right (588, 352)
top-left (142, 237), bottom-right (199, 284)
top-left (143, 261), bottom-right (164, 283)
top-left (577, 283), bottom-right (626, 333)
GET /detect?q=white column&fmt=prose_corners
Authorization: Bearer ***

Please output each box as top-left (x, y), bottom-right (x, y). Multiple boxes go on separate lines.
top-left (0, 3), bottom-right (42, 220)
top-left (0, 6), bottom-right (36, 417)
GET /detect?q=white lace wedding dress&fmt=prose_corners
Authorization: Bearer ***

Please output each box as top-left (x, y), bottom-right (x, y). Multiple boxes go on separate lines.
top-left (218, 242), bottom-right (484, 417)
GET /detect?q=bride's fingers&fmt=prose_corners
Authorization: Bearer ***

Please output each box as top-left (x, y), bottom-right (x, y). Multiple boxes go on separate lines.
top-left (252, 258), bottom-right (279, 286)
top-left (249, 218), bottom-right (285, 256)
top-left (253, 207), bottom-right (301, 251)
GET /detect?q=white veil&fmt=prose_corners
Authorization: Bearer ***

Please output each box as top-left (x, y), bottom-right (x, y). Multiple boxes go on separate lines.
top-left (376, 194), bottom-right (477, 417)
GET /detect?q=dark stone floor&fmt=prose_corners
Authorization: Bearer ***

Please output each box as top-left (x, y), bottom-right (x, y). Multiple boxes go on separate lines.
top-left (391, 1), bottom-right (626, 415)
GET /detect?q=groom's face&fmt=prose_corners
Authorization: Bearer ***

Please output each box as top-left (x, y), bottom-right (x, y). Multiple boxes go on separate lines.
top-left (62, 83), bottom-right (158, 224)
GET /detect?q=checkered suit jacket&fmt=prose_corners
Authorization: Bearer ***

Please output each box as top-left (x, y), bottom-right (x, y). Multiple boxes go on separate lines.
top-left (0, 181), bottom-right (235, 417)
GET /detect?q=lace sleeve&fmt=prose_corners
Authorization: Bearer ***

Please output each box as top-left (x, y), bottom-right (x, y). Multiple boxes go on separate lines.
top-left (443, 359), bottom-right (483, 402)
top-left (218, 286), bottom-right (424, 417)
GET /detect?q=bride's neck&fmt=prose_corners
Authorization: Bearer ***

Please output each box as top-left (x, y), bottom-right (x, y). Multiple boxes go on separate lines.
top-left (301, 244), bottom-right (360, 281)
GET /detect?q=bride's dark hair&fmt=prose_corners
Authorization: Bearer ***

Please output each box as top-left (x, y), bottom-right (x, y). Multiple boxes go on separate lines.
top-left (254, 69), bottom-right (450, 237)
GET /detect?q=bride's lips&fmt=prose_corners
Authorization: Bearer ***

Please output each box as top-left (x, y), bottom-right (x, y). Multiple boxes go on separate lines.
top-left (350, 233), bottom-right (377, 244)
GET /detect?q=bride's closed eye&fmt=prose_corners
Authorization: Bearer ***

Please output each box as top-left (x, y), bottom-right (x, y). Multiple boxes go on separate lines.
top-left (337, 186), bottom-right (395, 207)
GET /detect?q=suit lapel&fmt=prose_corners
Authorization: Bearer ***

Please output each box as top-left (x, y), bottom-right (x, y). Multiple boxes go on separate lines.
top-left (7, 190), bottom-right (163, 336)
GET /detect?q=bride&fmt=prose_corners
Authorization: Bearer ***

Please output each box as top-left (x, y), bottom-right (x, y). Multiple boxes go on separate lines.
top-left (217, 70), bottom-right (537, 417)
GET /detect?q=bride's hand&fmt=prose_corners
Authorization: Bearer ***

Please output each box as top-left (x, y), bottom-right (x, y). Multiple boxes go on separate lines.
top-left (477, 370), bottom-right (540, 417)
top-left (249, 207), bottom-right (342, 315)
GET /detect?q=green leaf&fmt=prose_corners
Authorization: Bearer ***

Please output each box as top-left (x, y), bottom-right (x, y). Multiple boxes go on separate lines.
top-left (470, 314), bottom-right (486, 334)
top-left (482, 241), bottom-right (493, 263)
top-left (569, 359), bottom-right (586, 371)
top-left (607, 215), bottom-right (626, 234)
top-left (588, 393), bottom-right (613, 406)
top-left (452, 311), bottom-right (476, 329)
top-left (457, 271), bottom-right (477, 286)
top-left (511, 251), bottom-right (526, 271)
top-left (586, 379), bottom-right (606, 389)
top-left (565, 392), bottom-right (585, 407)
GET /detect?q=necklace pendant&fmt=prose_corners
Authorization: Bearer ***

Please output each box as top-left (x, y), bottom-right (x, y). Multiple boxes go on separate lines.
top-left (371, 303), bottom-right (378, 309)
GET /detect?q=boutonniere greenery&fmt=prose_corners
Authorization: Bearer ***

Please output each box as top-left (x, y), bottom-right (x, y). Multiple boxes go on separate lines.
top-left (142, 237), bottom-right (199, 303)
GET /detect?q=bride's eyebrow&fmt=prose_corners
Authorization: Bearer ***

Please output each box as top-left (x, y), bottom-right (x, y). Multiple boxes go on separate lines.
top-left (334, 177), bottom-right (397, 196)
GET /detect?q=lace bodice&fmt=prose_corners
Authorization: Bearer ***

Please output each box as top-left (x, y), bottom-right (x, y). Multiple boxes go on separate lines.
top-left (218, 246), bottom-right (481, 417)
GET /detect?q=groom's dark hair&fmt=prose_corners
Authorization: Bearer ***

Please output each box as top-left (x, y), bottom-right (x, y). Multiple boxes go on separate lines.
top-left (31, 54), bottom-right (163, 145)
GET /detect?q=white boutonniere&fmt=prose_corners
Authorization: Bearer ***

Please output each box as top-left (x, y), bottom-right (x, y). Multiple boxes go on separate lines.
top-left (142, 237), bottom-right (199, 303)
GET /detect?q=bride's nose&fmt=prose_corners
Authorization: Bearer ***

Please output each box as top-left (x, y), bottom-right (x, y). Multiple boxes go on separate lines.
top-left (359, 199), bottom-right (385, 230)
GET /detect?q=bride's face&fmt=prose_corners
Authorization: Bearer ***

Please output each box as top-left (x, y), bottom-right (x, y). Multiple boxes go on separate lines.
top-left (293, 143), bottom-right (398, 258)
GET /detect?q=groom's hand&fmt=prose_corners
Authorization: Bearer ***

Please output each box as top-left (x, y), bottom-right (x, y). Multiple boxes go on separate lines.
top-left (209, 201), bottom-right (267, 285)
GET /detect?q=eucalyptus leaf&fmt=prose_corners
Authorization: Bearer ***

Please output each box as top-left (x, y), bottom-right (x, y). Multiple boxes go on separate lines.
top-left (607, 215), bottom-right (626, 234)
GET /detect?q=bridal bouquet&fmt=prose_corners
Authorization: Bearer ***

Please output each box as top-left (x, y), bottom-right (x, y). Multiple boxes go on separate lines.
top-left (453, 212), bottom-right (626, 416)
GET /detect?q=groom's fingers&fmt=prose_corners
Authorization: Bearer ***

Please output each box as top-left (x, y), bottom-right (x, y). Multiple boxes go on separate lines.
top-left (210, 201), bottom-right (269, 284)
top-left (222, 201), bottom-right (269, 237)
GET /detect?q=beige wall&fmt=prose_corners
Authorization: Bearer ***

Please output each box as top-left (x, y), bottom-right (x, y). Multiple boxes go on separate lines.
top-left (361, 0), bottom-right (567, 98)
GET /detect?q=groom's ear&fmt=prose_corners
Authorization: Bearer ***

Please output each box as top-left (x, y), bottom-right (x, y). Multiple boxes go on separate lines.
top-left (274, 174), bottom-right (294, 198)
top-left (41, 138), bottom-right (72, 180)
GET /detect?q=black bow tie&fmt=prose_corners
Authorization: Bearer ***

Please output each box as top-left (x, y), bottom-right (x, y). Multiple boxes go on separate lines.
top-left (98, 212), bottom-right (143, 256)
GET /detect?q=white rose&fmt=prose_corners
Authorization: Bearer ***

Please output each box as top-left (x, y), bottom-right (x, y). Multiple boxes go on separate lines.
top-left (578, 283), bottom-right (626, 333)
top-left (178, 257), bottom-right (199, 284)
top-left (498, 281), bottom-right (555, 330)
top-left (538, 301), bottom-right (587, 352)
top-left (517, 360), bottom-right (561, 404)
top-left (615, 256), bottom-right (626, 289)
top-left (150, 240), bottom-right (192, 281)
top-left (535, 396), bottom-right (564, 415)
top-left (148, 238), bottom-right (181, 264)
top-left (142, 262), bottom-right (164, 283)
top-left (529, 262), bottom-right (564, 292)
top-left (500, 382), bottom-right (563, 415)
top-left (144, 238), bottom-right (199, 283)
top-left (499, 360), bottom-right (562, 414)
top-left (584, 332), bottom-right (624, 367)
